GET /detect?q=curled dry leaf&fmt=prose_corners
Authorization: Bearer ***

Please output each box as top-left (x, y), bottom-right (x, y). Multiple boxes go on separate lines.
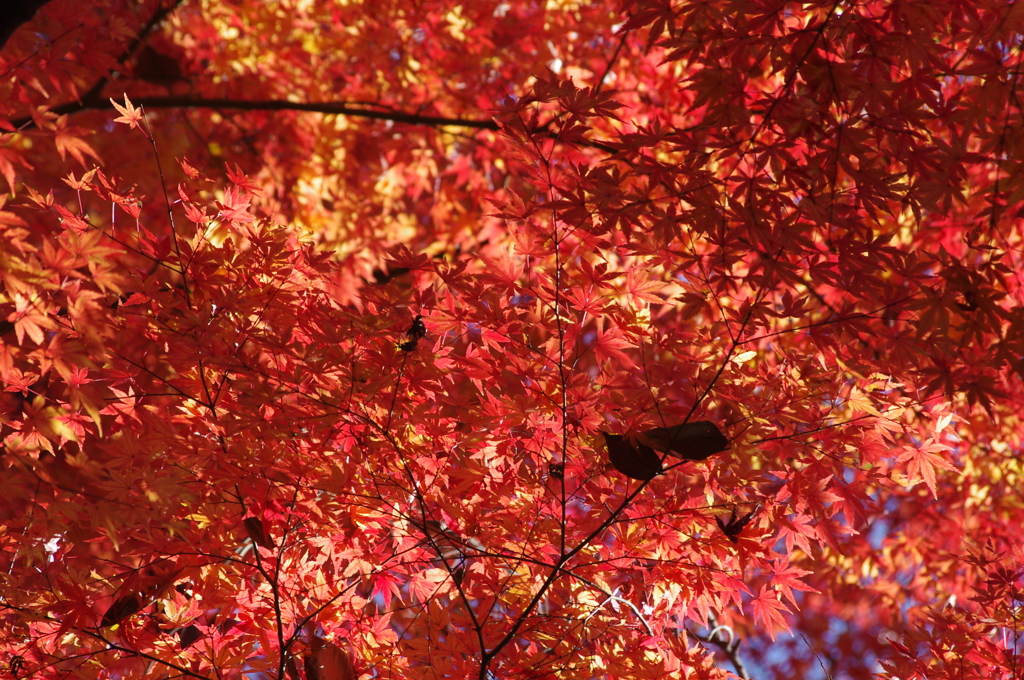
top-left (716, 506), bottom-right (759, 543)
top-left (399, 315), bottom-right (426, 352)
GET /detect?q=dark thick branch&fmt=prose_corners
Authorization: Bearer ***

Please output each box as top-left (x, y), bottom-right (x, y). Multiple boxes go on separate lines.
top-left (127, 98), bottom-right (619, 152)
top-left (12, 95), bottom-right (500, 131)
top-left (132, 97), bottom-right (501, 130)
top-left (9, 94), bottom-right (627, 154)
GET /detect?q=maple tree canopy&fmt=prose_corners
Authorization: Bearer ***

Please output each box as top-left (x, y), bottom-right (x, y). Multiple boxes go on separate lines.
top-left (2, 1), bottom-right (1024, 679)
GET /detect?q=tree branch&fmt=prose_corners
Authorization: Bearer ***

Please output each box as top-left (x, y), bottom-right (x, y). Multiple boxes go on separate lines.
top-left (687, 613), bottom-right (752, 680)
top-left (69, 0), bottom-right (188, 111)
top-left (12, 96), bottom-right (619, 153)
top-left (12, 95), bottom-right (500, 132)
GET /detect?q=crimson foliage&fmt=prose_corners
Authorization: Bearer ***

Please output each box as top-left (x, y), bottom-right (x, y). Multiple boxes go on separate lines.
top-left (2, 1), bottom-right (1024, 679)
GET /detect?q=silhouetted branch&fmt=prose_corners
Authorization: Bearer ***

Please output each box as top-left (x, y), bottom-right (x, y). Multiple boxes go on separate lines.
top-left (12, 94), bottom-right (618, 151)
top-left (11, 95), bottom-right (500, 132)
top-left (134, 97), bottom-right (504, 130)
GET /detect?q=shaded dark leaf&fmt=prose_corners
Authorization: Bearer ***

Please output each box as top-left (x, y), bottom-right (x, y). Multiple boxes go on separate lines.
top-left (134, 45), bottom-right (185, 85)
top-left (548, 462), bottom-right (564, 480)
top-left (243, 516), bottom-right (274, 549)
top-left (452, 563), bottom-right (466, 586)
top-left (638, 421), bottom-right (728, 461)
top-left (100, 594), bottom-right (143, 628)
top-left (305, 635), bottom-right (357, 680)
top-left (178, 624), bottom-right (201, 649)
top-left (603, 432), bottom-right (662, 481)
top-left (284, 653), bottom-right (303, 680)
top-left (370, 266), bottom-right (410, 284)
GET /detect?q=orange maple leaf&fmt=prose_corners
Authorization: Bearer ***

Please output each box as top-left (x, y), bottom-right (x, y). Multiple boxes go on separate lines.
top-left (110, 94), bottom-right (147, 134)
top-left (9, 294), bottom-right (55, 345)
top-left (0, 195), bottom-right (27, 228)
top-left (53, 115), bottom-right (101, 166)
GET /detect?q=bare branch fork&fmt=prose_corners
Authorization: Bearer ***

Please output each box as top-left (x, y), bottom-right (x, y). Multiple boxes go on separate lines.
top-left (687, 613), bottom-right (752, 680)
